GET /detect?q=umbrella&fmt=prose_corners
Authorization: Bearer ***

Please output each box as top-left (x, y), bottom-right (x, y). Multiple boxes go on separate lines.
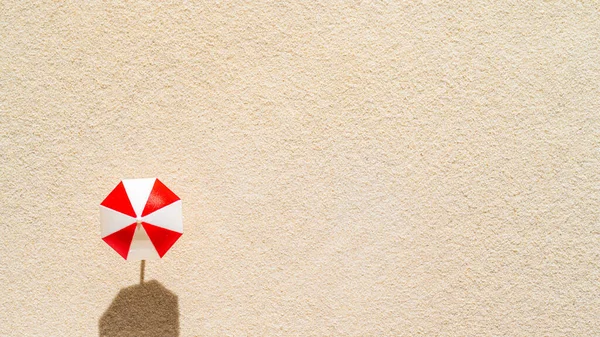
top-left (100, 178), bottom-right (182, 260)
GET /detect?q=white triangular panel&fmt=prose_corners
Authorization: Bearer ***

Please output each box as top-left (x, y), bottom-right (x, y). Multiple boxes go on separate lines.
top-left (127, 224), bottom-right (160, 261)
top-left (122, 178), bottom-right (156, 218)
top-left (100, 205), bottom-right (136, 237)
top-left (141, 200), bottom-right (183, 233)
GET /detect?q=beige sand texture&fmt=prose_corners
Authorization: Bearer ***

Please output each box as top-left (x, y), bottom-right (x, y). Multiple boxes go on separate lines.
top-left (1, 1), bottom-right (599, 336)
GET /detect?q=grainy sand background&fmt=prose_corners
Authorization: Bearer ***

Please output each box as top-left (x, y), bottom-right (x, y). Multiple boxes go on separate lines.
top-left (1, 1), bottom-right (599, 335)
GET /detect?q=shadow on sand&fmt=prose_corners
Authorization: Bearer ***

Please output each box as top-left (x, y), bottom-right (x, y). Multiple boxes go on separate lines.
top-left (99, 279), bottom-right (179, 337)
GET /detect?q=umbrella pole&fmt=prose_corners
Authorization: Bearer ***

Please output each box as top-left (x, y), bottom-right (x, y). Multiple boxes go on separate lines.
top-left (140, 260), bottom-right (145, 284)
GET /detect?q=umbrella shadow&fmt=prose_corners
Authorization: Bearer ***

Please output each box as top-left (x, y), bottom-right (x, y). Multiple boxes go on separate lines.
top-left (99, 279), bottom-right (179, 337)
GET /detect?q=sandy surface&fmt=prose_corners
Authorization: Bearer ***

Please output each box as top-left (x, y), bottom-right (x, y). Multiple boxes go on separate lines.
top-left (1, 1), bottom-right (599, 336)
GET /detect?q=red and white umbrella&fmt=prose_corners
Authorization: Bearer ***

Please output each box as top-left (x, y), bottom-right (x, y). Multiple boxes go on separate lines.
top-left (100, 178), bottom-right (182, 260)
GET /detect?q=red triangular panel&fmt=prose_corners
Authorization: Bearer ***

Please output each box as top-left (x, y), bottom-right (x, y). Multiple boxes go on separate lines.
top-left (141, 179), bottom-right (180, 217)
top-left (102, 224), bottom-right (137, 259)
top-left (100, 181), bottom-right (136, 218)
top-left (142, 222), bottom-right (182, 258)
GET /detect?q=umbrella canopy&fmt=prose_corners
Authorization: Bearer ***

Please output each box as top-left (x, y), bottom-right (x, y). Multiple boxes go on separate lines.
top-left (100, 178), bottom-right (182, 260)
